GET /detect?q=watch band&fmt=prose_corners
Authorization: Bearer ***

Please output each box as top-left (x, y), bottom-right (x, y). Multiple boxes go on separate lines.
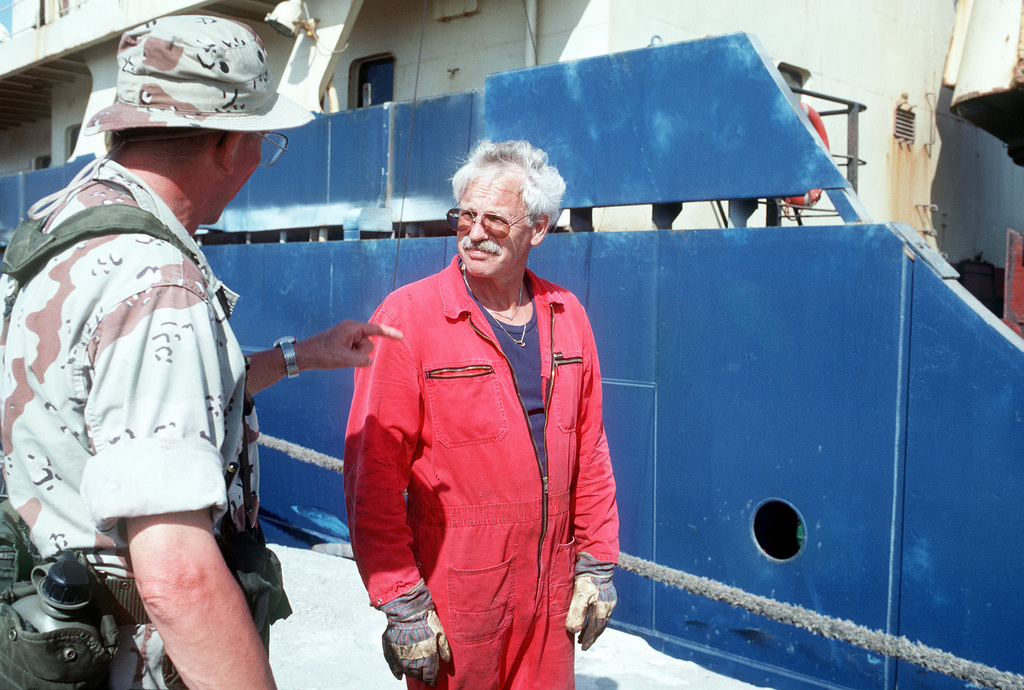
top-left (274, 336), bottom-right (300, 378)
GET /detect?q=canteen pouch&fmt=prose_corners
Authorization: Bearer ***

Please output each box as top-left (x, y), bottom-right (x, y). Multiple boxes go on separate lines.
top-left (0, 557), bottom-right (118, 690)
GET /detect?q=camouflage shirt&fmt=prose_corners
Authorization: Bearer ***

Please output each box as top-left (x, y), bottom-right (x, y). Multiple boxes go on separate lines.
top-left (0, 158), bottom-right (259, 579)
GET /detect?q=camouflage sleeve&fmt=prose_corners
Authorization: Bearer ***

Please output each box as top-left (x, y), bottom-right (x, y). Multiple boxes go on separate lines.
top-left (78, 242), bottom-right (241, 533)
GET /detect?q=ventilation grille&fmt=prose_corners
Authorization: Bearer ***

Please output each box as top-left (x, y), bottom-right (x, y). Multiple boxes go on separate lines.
top-left (895, 106), bottom-right (916, 145)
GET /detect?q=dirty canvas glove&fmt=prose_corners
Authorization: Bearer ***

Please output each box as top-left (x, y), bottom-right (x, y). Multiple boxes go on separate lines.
top-left (565, 552), bottom-right (617, 651)
top-left (379, 580), bottom-right (452, 686)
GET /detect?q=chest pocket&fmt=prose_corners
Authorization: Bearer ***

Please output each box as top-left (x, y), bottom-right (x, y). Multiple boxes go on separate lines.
top-left (552, 352), bottom-right (583, 432)
top-left (424, 364), bottom-right (509, 448)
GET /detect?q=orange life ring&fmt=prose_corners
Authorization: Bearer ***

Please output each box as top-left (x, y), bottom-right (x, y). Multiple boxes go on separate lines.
top-left (785, 104), bottom-right (829, 208)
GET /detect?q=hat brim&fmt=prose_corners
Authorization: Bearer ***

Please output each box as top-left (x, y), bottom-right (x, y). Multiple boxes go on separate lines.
top-left (83, 91), bottom-right (314, 136)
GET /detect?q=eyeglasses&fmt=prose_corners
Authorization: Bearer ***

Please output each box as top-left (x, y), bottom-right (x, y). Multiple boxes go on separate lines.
top-left (257, 131), bottom-right (288, 167)
top-left (445, 208), bottom-right (528, 238)
top-left (116, 129), bottom-right (289, 168)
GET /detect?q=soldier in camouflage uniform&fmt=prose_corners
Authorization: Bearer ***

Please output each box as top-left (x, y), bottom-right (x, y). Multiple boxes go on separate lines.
top-left (0, 15), bottom-right (400, 689)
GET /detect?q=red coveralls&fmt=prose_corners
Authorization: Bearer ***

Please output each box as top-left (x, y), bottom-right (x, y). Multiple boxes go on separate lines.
top-left (345, 257), bottom-right (619, 690)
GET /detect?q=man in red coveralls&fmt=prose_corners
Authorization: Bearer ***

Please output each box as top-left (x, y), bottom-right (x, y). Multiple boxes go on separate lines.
top-left (345, 139), bottom-right (620, 689)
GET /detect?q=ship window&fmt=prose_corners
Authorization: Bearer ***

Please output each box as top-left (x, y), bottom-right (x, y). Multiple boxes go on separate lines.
top-left (32, 155), bottom-right (51, 170)
top-left (66, 124), bottom-right (81, 160)
top-left (351, 54), bottom-right (395, 108)
top-left (753, 499), bottom-right (805, 561)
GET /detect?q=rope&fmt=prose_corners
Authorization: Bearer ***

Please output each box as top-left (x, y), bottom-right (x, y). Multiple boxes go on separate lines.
top-left (618, 554), bottom-right (1024, 690)
top-left (257, 433), bottom-right (344, 474)
top-left (257, 436), bottom-right (1024, 690)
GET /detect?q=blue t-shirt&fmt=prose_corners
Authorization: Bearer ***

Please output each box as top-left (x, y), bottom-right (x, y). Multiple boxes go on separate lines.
top-left (474, 292), bottom-right (548, 474)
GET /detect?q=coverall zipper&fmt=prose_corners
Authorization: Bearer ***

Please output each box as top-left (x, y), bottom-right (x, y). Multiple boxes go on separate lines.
top-left (541, 309), bottom-right (556, 575)
top-left (468, 310), bottom-right (553, 583)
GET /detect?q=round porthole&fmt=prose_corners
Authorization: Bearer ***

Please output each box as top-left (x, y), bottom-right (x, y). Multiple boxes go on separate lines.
top-left (753, 499), bottom-right (805, 560)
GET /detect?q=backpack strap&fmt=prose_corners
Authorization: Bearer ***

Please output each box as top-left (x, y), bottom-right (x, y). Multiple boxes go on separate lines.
top-left (0, 498), bottom-right (37, 592)
top-left (2, 204), bottom-right (200, 318)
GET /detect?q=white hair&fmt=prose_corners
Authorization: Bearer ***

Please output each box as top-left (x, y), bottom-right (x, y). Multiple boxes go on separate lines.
top-left (451, 140), bottom-right (566, 225)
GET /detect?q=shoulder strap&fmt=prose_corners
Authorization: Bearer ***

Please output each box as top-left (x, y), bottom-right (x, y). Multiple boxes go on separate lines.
top-left (0, 498), bottom-right (36, 591)
top-left (2, 204), bottom-right (199, 283)
top-left (2, 205), bottom-right (201, 319)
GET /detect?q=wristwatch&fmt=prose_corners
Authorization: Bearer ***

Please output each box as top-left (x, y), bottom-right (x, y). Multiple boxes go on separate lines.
top-left (274, 336), bottom-right (300, 378)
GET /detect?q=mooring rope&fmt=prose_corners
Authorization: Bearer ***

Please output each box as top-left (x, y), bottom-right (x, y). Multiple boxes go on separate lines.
top-left (258, 436), bottom-right (1024, 690)
top-left (618, 554), bottom-right (1024, 690)
top-left (258, 433), bottom-right (344, 474)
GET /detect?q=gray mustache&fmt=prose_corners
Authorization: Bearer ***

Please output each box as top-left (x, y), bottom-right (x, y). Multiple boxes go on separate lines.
top-left (460, 236), bottom-right (502, 256)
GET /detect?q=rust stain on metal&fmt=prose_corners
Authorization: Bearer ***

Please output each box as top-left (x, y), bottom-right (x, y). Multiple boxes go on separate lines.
top-left (1002, 228), bottom-right (1024, 336)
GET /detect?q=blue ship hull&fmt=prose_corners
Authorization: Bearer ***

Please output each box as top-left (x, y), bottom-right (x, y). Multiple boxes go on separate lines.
top-left (212, 222), bottom-right (1023, 690)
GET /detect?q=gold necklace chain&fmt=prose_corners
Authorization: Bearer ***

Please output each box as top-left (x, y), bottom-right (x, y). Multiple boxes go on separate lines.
top-left (495, 281), bottom-right (524, 322)
top-left (491, 316), bottom-right (528, 347)
top-left (462, 268), bottom-right (529, 347)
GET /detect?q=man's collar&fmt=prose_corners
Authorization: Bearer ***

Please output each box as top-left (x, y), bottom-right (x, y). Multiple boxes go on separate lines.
top-left (440, 255), bottom-right (562, 319)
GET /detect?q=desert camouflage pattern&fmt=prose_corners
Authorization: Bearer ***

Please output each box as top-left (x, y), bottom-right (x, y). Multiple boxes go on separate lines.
top-left (84, 15), bottom-right (312, 135)
top-left (0, 159), bottom-right (259, 689)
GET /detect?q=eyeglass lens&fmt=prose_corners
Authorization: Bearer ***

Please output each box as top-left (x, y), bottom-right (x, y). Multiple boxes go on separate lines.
top-left (259, 132), bottom-right (288, 167)
top-left (446, 209), bottom-right (514, 236)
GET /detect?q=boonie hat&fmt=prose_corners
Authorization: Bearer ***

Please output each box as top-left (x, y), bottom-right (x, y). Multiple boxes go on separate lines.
top-left (83, 15), bottom-right (313, 135)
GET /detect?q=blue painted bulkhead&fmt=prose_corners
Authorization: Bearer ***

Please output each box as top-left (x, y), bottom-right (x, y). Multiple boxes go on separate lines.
top-left (1, 32), bottom-right (1021, 690)
top-left (213, 225), bottom-right (1024, 690)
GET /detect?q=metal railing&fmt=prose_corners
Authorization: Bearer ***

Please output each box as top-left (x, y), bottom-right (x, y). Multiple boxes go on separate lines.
top-left (0, 0), bottom-right (96, 41)
top-left (791, 86), bottom-right (867, 193)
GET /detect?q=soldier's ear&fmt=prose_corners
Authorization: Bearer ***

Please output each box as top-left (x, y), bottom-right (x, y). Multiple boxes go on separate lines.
top-left (213, 131), bottom-right (245, 174)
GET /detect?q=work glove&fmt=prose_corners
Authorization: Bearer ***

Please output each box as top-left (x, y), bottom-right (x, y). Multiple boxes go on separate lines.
top-left (379, 581), bottom-right (452, 686)
top-left (565, 552), bottom-right (617, 651)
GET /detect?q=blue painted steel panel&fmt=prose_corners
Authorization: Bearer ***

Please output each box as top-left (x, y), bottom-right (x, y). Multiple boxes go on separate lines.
top-left (0, 173), bottom-right (24, 235)
top-left (21, 159), bottom-right (83, 219)
top-left (206, 224), bottom-right (938, 690)
top-left (0, 36), bottom-right (858, 235)
top-left (326, 104), bottom-right (390, 211)
top-left (242, 115), bottom-right (330, 230)
top-left (214, 93), bottom-right (482, 232)
top-left (484, 33), bottom-right (849, 208)
top-left (1, 155), bottom-right (93, 236)
top-left (219, 116), bottom-right (331, 231)
top-left (899, 267), bottom-right (1024, 688)
top-left (63, 156), bottom-right (94, 181)
top-left (389, 90), bottom-right (484, 223)
top-left (534, 232), bottom-right (662, 636)
top-left (650, 225), bottom-right (911, 689)
top-left (530, 232), bottom-right (659, 384)
top-left (603, 379), bottom-right (657, 631)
